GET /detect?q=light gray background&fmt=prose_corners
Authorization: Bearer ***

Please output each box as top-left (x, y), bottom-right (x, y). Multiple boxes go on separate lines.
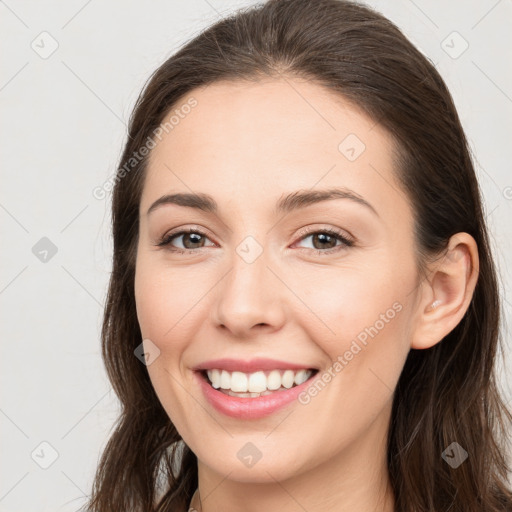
top-left (1, 1), bottom-right (511, 510)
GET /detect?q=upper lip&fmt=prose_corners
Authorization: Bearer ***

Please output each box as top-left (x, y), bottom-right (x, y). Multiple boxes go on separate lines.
top-left (193, 358), bottom-right (317, 373)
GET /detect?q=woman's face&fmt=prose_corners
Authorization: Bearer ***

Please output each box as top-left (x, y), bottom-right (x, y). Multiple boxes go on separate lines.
top-left (135, 77), bottom-right (420, 483)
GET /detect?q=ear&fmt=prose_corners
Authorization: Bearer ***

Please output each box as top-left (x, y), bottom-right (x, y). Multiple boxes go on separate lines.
top-left (410, 232), bottom-right (479, 350)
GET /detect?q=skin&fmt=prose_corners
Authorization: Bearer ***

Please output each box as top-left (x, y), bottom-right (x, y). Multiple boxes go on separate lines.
top-left (134, 77), bottom-right (479, 512)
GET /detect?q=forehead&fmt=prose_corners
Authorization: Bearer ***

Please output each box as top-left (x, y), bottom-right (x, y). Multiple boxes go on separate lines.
top-left (142, 77), bottom-right (409, 225)
top-left (148, 77), bottom-right (388, 168)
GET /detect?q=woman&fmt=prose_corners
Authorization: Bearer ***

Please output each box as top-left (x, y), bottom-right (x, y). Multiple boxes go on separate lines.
top-left (84, 0), bottom-right (512, 510)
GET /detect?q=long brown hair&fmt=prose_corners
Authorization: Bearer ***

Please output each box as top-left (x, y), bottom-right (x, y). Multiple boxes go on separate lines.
top-left (83, 0), bottom-right (512, 510)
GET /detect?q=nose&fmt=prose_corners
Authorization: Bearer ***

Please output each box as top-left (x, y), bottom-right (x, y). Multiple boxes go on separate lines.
top-left (212, 246), bottom-right (287, 339)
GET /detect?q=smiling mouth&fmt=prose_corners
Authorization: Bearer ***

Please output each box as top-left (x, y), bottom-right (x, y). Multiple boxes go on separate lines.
top-left (198, 368), bottom-right (319, 398)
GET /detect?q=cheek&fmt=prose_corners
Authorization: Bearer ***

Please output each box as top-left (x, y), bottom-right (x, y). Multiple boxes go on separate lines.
top-left (301, 263), bottom-right (405, 341)
top-left (299, 260), bottom-right (412, 390)
top-left (134, 256), bottom-right (207, 347)
top-left (134, 257), bottom-right (201, 430)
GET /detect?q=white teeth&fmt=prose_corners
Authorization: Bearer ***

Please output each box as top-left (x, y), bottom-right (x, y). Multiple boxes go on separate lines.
top-left (210, 369), bottom-right (220, 389)
top-left (220, 370), bottom-right (231, 389)
top-left (267, 370), bottom-right (282, 390)
top-left (294, 369), bottom-right (309, 385)
top-left (248, 371), bottom-right (267, 392)
top-left (205, 368), bottom-right (314, 393)
top-left (231, 371), bottom-right (248, 392)
top-left (282, 370), bottom-right (295, 388)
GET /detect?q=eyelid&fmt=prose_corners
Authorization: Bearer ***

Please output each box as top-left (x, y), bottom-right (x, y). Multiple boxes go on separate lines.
top-left (294, 224), bottom-right (354, 244)
top-left (156, 225), bottom-right (216, 247)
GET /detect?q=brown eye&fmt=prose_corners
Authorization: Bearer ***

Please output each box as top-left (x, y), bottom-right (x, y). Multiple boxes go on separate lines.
top-left (157, 228), bottom-right (214, 252)
top-left (294, 228), bottom-right (354, 255)
top-left (179, 232), bottom-right (206, 249)
top-left (309, 232), bottom-right (338, 250)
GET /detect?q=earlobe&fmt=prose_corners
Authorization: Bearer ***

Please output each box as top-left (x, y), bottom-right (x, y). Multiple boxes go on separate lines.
top-left (410, 233), bottom-right (479, 350)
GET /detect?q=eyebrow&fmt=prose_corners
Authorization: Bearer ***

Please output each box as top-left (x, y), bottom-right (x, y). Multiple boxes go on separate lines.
top-left (146, 187), bottom-right (379, 217)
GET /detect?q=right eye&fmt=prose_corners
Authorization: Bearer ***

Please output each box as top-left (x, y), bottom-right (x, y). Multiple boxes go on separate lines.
top-left (156, 228), bottom-right (215, 253)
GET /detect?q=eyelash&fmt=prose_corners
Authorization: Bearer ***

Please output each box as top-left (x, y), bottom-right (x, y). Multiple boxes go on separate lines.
top-left (155, 226), bottom-right (354, 256)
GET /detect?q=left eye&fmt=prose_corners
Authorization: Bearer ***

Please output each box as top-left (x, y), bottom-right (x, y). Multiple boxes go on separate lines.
top-left (294, 229), bottom-right (354, 253)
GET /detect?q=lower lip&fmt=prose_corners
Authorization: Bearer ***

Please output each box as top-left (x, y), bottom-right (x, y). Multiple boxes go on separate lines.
top-left (195, 370), bottom-right (316, 420)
